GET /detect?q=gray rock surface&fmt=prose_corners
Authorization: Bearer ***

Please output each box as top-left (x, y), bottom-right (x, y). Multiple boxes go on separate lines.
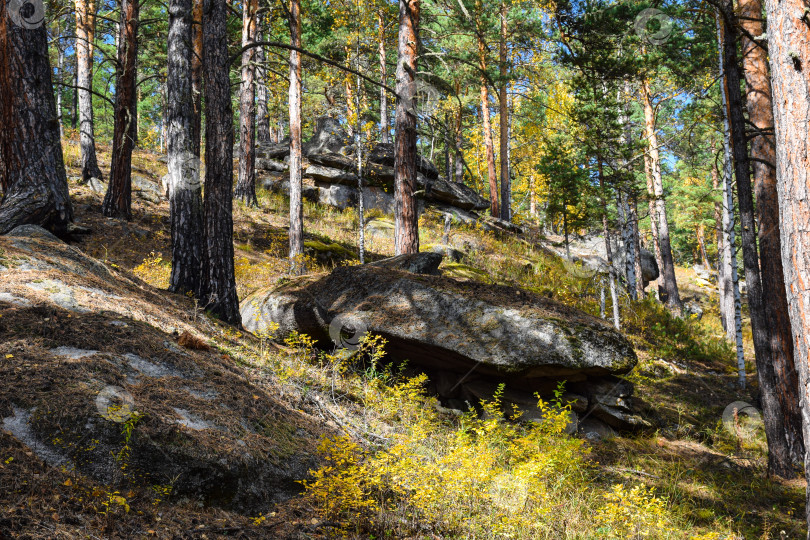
top-left (241, 264), bottom-right (638, 379)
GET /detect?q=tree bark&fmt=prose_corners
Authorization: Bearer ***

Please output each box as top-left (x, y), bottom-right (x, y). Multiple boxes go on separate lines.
top-left (599, 161), bottom-right (620, 330)
top-left (717, 16), bottom-right (746, 388)
top-left (641, 77), bottom-right (681, 313)
top-left (190, 0), bottom-right (202, 156)
top-left (288, 0), bottom-right (305, 274)
top-left (631, 195), bottom-right (645, 297)
top-left (498, 1), bottom-right (509, 222)
top-left (103, 0), bottom-right (139, 219)
top-left (200, 0), bottom-right (240, 325)
top-left (767, 0), bottom-right (810, 519)
top-left (167, 0), bottom-right (202, 295)
top-left (74, 0), bottom-right (102, 183)
top-left (56, 47), bottom-right (64, 140)
top-left (0, 0), bottom-right (73, 234)
top-left (739, 0), bottom-right (804, 476)
top-left (256, 28), bottom-right (271, 144)
top-left (454, 102), bottom-right (463, 183)
top-left (393, 0), bottom-right (420, 255)
top-left (235, 0), bottom-right (258, 206)
top-left (378, 9), bottom-right (389, 144)
top-left (479, 77), bottom-right (498, 216)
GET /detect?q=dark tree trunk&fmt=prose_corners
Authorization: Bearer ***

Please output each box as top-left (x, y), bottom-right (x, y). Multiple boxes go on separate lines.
top-left (167, 0), bottom-right (202, 295)
top-left (378, 9), bottom-right (389, 144)
top-left (721, 0), bottom-right (796, 459)
top-left (75, 0), bottom-right (102, 183)
top-left (235, 0), bottom-right (257, 206)
top-left (766, 0), bottom-right (810, 524)
top-left (200, 0), bottom-right (240, 325)
top-left (498, 1), bottom-right (510, 222)
top-left (71, 60), bottom-right (78, 130)
top-left (631, 195), bottom-right (644, 297)
top-left (256, 29), bottom-right (271, 144)
top-left (103, 0), bottom-right (139, 219)
top-left (288, 0), bottom-right (304, 274)
top-left (738, 0), bottom-right (804, 476)
top-left (394, 0), bottom-right (420, 255)
top-left (0, 0), bottom-right (73, 234)
top-left (190, 0), bottom-right (202, 156)
top-left (454, 102), bottom-right (463, 183)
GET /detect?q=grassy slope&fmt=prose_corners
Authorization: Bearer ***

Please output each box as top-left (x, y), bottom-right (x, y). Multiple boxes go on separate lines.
top-left (2, 142), bottom-right (802, 538)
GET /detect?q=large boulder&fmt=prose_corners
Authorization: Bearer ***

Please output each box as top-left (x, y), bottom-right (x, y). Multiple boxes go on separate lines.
top-left (368, 142), bottom-right (439, 180)
top-left (241, 261), bottom-right (638, 380)
top-left (302, 117), bottom-right (351, 156)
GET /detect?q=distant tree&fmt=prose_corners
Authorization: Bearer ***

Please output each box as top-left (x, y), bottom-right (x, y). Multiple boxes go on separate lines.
top-left (0, 0), bottom-right (73, 234)
top-left (74, 0), bottom-right (103, 183)
top-left (288, 0), bottom-right (305, 274)
top-left (235, 0), bottom-right (258, 206)
top-left (394, 0), bottom-right (420, 254)
top-left (103, 0), bottom-right (139, 219)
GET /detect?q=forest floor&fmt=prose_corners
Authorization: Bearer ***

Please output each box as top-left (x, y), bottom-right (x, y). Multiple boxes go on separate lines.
top-left (0, 143), bottom-right (804, 539)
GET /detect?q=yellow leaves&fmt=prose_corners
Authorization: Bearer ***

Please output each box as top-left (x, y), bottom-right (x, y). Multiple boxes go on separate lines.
top-left (63, 478), bottom-right (73, 487)
top-left (595, 484), bottom-right (672, 538)
top-left (4, 354), bottom-right (12, 359)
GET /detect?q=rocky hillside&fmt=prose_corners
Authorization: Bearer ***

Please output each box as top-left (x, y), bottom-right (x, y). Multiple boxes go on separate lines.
top-left (0, 144), bottom-right (804, 538)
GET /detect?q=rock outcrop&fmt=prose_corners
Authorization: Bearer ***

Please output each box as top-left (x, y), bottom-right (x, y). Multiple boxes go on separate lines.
top-left (241, 253), bottom-right (647, 433)
top-left (249, 117), bottom-right (490, 218)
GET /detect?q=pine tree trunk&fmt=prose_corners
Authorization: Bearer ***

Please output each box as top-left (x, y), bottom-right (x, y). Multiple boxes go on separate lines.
top-left (497, 1), bottom-right (509, 222)
top-left (74, 0), bottom-right (102, 183)
top-left (190, 0), bottom-right (202, 156)
top-left (256, 29), bottom-right (271, 145)
top-left (599, 161), bottom-right (620, 330)
top-left (167, 0), bottom-right (202, 295)
top-left (378, 9), bottom-right (389, 145)
top-left (631, 195), bottom-right (645, 297)
top-left (766, 0), bottom-right (810, 518)
top-left (235, 0), bottom-right (258, 206)
top-left (716, 15), bottom-right (746, 386)
top-left (643, 150), bottom-right (663, 280)
top-left (739, 0), bottom-right (805, 475)
top-left (479, 80), bottom-right (498, 217)
top-left (0, 0), bottom-right (73, 234)
top-left (393, 0), bottom-right (420, 255)
top-left (57, 48), bottom-right (64, 140)
top-left (641, 77), bottom-right (681, 312)
top-left (288, 0), bottom-right (305, 274)
top-left (71, 61), bottom-right (78, 130)
top-left (103, 0), bottom-right (139, 219)
top-left (454, 103), bottom-right (463, 183)
top-left (200, 0), bottom-right (240, 325)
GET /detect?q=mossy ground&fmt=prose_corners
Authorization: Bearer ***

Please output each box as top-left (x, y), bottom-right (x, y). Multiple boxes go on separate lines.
top-left (0, 142), bottom-right (803, 538)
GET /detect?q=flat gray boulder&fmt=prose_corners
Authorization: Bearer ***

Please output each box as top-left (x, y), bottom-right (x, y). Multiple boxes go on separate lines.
top-left (241, 263), bottom-right (638, 380)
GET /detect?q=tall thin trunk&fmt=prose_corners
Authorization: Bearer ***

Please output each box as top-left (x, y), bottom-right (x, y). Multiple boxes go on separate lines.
top-left (71, 59), bottom-right (78, 130)
top-left (235, 0), bottom-right (258, 206)
top-left (200, 0), bottom-right (240, 325)
top-left (378, 9), bottom-right (389, 144)
top-left (697, 224), bottom-right (710, 269)
top-left (0, 0), bottom-right (73, 234)
top-left (599, 161), bottom-right (620, 330)
top-left (717, 17), bottom-right (746, 382)
top-left (393, 0), bottom-right (420, 255)
top-left (631, 195), bottom-right (645, 297)
top-left (57, 48), bottom-right (64, 139)
top-left (739, 0), bottom-right (804, 475)
top-left (190, 0), bottom-right (202, 156)
top-left (618, 190), bottom-right (637, 298)
top-left (454, 102), bottom-right (463, 183)
top-left (766, 0), bottom-right (810, 520)
top-left (497, 1), bottom-right (509, 222)
top-left (256, 28), bottom-right (270, 144)
top-left (74, 0), bottom-right (102, 182)
top-left (288, 0), bottom-right (305, 273)
top-left (479, 80), bottom-right (498, 215)
top-left (644, 150), bottom-right (663, 278)
top-left (641, 76), bottom-right (681, 312)
top-left (103, 0), bottom-right (139, 219)
top-left (356, 71), bottom-right (365, 264)
top-left (167, 0), bottom-right (202, 295)
top-left (563, 209), bottom-right (570, 260)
